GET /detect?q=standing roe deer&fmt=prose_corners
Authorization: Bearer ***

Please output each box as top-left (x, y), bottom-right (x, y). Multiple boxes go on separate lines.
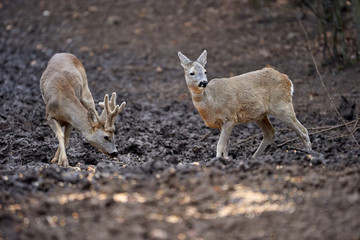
top-left (178, 50), bottom-right (311, 158)
top-left (40, 53), bottom-right (126, 167)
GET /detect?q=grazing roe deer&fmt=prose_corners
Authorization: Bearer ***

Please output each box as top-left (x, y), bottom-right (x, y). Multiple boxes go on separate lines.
top-left (178, 50), bottom-right (311, 158)
top-left (40, 53), bottom-right (126, 167)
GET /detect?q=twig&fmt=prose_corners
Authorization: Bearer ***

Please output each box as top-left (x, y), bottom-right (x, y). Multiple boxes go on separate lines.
top-left (328, 119), bottom-right (359, 140)
top-left (201, 131), bottom-right (212, 141)
top-left (300, 0), bottom-right (335, 28)
top-left (277, 118), bottom-right (359, 147)
top-left (286, 147), bottom-right (312, 155)
top-left (307, 119), bottom-right (358, 131)
top-left (351, 118), bottom-right (359, 131)
top-left (276, 119), bottom-right (358, 132)
top-left (328, 127), bottom-right (360, 141)
top-left (238, 133), bottom-right (262, 144)
top-left (239, 118), bottom-right (358, 145)
top-left (299, 20), bottom-right (360, 148)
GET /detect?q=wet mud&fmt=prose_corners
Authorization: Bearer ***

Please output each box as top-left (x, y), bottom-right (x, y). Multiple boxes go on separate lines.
top-left (0, 0), bottom-right (359, 239)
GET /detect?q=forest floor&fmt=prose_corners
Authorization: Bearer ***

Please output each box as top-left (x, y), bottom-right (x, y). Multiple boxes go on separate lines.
top-left (0, 0), bottom-right (359, 239)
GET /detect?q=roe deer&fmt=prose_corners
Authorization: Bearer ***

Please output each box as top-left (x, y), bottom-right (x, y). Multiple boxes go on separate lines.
top-left (178, 50), bottom-right (311, 158)
top-left (40, 53), bottom-right (126, 167)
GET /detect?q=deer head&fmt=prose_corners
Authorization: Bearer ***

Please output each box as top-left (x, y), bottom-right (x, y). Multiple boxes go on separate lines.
top-left (178, 50), bottom-right (208, 93)
top-left (86, 92), bottom-right (126, 157)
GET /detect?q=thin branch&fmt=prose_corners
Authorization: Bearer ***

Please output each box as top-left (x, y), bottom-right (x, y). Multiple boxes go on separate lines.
top-left (238, 133), bottom-right (262, 144)
top-left (299, 19), bottom-right (360, 148)
top-left (238, 118), bottom-right (359, 145)
top-left (273, 119), bottom-right (358, 134)
top-left (201, 132), bottom-right (212, 141)
top-left (300, 0), bottom-right (333, 28)
top-left (286, 147), bottom-right (312, 155)
top-left (351, 118), bottom-right (359, 131)
top-left (328, 127), bottom-right (360, 141)
top-left (307, 119), bottom-right (358, 131)
top-left (277, 118), bottom-right (359, 147)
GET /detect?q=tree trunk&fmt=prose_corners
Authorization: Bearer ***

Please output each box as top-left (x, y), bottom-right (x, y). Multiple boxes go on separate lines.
top-left (352, 0), bottom-right (360, 53)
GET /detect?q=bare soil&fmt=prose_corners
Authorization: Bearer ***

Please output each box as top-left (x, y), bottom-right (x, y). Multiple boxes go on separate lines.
top-left (0, 0), bottom-right (360, 239)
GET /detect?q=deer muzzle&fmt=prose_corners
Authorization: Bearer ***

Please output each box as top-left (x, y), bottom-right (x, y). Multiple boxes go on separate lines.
top-left (198, 81), bottom-right (208, 88)
top-left (109, 151), bottom-right (118, 157)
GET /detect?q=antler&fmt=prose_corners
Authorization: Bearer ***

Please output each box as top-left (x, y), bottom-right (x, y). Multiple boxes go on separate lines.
top-left (99, 92), bottom-right (126, 130)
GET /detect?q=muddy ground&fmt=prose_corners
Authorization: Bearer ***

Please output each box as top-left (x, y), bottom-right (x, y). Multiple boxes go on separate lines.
top-left (1, 0), bottom-right (360, 239)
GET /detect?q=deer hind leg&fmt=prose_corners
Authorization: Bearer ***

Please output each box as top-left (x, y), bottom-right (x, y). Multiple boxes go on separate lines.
top-left (253, 115), bottom-right (275, 158)
top-left (217, 122), bottom-right (234, 158)
top-left (47, 118), bottom-right (70, 168)
top-left (63, 124), bottom-right (73, 147)
top-left (272, 105), bottom-right (312, 151)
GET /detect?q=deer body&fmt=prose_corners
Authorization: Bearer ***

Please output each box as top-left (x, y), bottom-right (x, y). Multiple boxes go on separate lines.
top-left (178, 50), bottom-right (311, 158)
top-left (40, 53), bottom-right (125, 167)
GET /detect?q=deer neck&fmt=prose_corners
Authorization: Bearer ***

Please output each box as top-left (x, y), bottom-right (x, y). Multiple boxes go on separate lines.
top-left (189, 89), bottom-right (211, 113)
top-left (189, 87), bottom-right (221, 128)
top-left (67, 103), bottom-right (94, 138)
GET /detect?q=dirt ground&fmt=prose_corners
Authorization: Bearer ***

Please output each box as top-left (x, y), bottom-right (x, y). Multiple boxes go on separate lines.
top-left (1, 0), bottom-right (360, 239)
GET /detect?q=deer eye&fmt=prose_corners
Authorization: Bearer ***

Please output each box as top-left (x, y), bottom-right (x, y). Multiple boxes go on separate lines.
top-left (104, 136), bottom-right (110, 141)
top-left (190, 72), bottom-right (195, 76)
top-left (205, 71), bottom-right (207, 74)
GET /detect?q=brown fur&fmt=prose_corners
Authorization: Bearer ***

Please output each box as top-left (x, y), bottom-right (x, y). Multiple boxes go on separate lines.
top-left (195, 68), bottom-right (291, 128)
top-left (40, 53), bottom-right (125, 167)
top-left (178, 51), bottom-right (311, 158)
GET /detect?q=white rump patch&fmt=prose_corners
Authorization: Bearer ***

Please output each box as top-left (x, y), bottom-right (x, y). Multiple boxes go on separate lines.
top-left (289, 79), bottom-right (294, 96)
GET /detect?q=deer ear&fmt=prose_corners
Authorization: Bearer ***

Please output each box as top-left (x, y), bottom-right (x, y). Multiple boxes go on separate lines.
top-left (88, 109), bottom-right (99, 126)
top-left (197, 50), bottom-right (207, 67)
top-left (178, 51), bottom-right (191, 68)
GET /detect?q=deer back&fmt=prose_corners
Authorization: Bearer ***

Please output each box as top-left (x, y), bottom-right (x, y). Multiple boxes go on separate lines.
top-left (198, 68), bottom-right (293, 127)
top-left (40, 53), bottom-right (88, 106)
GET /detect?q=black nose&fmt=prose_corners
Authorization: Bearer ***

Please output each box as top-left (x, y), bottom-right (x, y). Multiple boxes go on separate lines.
top-left (198, 81), bottom-right (208, 88)
top-left (110, 151), bottom-right (118, 157)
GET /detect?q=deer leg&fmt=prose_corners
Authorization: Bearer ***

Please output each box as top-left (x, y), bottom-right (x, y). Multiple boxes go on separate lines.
top-left (282, 117), bottom-right (311, 151)
top-left (51, 147), bottom-right (60, 164)
top-left (216, 122), bottom-right (234, 158)
top-left (47, 118), bottom-right (70, 168)
top-left (272, 105), bottom-right (312, 151)
top-left (253, 115), bottom-right (275, 158)
top-left (51, 124), bottom-right (72, 165)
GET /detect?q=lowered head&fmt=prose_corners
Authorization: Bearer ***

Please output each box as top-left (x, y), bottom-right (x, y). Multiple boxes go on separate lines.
top-left (86, 92), bottom-right (125, 158)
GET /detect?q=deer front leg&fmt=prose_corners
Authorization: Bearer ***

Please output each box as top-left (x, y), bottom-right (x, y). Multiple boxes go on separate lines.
top-left (216, 122), bottom-right (234, 158)
top-left (47, 118), bottom-right (70, 168)
top-left (51, 147), bottom-right (61, 164)
top-left (50, 124), bottom-right (72, 165)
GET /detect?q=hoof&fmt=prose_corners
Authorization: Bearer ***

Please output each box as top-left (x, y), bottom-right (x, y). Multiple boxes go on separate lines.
top-left (51, 157), bottom-right (58, 164)
top-left (59, 159), bottom-right (70, 168)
